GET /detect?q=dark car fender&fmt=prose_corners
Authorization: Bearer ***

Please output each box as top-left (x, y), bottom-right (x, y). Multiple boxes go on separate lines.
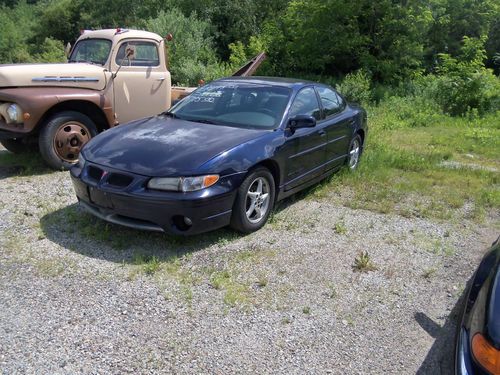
top-left (197, 130), bottom-right (286, 188)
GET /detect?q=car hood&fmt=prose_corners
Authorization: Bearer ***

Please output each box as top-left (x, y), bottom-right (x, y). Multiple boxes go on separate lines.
top-left (84, 115), bottom-right (268, 176)
top-left (0, 63), bottom-right (107, 90)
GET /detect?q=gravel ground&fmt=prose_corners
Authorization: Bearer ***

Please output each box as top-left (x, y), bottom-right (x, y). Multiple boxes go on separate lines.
top-left (0, 147), bottom-right (498, 374)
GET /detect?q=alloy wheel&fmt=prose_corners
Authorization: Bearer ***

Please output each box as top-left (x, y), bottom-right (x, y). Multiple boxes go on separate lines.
top-left (245, 177), bottom-right (271, 224)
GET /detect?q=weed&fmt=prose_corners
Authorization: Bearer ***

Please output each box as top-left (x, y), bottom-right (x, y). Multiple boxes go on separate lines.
top-left (326, 283), bottom-right (337, 299)
top-left (302, 306), bottom-right (311, 314)
top-left (353, 251), bottom-right (377, 272)
top-left (333, 220), bottom-right (347, 235)
top-left (255, 274), bottom-right (268, 288)
top-left (422, 267), bottom-right (438, 279)
top-left (133, 254), bottom-right (161, 275)
top-left (210, 270), bottom-right (231, 290)
top-left (210, 270), bottom-right (249, 307)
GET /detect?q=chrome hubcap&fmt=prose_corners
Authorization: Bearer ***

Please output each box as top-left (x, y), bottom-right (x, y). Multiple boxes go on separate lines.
top-left (348, 139), bottom-right (360, 169)
top-left (245, 177), bottom-right (270, 224)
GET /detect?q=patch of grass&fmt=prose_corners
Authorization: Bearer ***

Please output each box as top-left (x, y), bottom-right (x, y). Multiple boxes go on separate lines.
top-left (35, 258), bottom-right (74, 277)
top-left (333, 220), bottom-right (347, 235)
top-left (133, 254), bottom-right (161, 275)
top-left (353, 251), bottom-right (377, 272)
top-left (255, 273), bottom-right (268, 288)
top-left (325, 283), bottom-right (337, 299)
top-left (422, 267), bottom-right (438, 279)
top-left (0, 150), bottom-right (51, 175)
top-left (210, 270), bottom-right (250, 307)
top-left (307, 109), bottom-right (499, 221)
top-left (302, 306), bottom-right (311, 314)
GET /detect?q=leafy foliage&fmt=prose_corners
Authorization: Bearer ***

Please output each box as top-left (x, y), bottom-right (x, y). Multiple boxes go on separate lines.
top-left (0, 0), bottom-right (499, 115)
top-left (336, 70), bottom-right (372, 105)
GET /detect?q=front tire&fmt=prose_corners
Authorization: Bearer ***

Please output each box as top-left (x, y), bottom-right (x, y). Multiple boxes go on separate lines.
top-left (230, 167), bottom-right (275, 234)
top-left (39, 111), bottom-right (97, 170)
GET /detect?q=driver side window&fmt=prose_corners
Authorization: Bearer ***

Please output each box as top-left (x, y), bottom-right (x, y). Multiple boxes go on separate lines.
top-left (115, 41), bottom-right (159, 67)
top-left (289, 87), bottom-right (321, 120)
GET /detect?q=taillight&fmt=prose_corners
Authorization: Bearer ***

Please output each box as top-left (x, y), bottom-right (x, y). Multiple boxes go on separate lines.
top-left (472, 333), bottom-right (500, 374)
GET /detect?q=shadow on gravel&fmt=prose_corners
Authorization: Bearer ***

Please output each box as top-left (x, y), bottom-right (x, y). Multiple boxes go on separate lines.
top-left (415, 280), bottom-right (470, 375)
top-left (40, 203), bottom-right (251, 264)
top-left (0, 150), bottom-right (52, 179)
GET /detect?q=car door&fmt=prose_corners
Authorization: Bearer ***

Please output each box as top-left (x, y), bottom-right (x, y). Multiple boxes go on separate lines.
top-left (316, 86), bottom-right (352, 170)
top-left (112, 39), bottom-right (169, 124)
top-left (282, 86), bottom-right (327, 191)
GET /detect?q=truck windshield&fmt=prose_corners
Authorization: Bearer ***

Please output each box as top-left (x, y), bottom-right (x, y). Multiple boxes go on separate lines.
top-left (169, 82), bottom-right (292, 130)
top-left (68, 39), bottom-right (112, 65)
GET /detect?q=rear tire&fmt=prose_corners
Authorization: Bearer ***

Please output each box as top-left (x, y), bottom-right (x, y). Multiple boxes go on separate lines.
top-left (346, 134), bottom-right (362, 170)
top-left (39, 111), bottom-right (97, 170)
top-left (230, 167), bottom-right (275, 234)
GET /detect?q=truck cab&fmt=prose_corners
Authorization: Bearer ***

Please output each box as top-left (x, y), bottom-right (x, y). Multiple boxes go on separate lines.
top-left (0, 28), bottom-right (178, 169)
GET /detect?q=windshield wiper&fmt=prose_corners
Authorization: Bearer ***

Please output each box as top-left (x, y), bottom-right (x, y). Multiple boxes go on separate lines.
top-left (193, 119), bottom-right (218, 125)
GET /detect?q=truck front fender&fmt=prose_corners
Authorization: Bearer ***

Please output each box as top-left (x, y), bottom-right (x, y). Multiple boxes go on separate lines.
top-left (0, 87), bottom-right (113, 135)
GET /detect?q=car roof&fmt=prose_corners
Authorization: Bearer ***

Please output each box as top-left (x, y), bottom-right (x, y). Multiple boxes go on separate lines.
top-left (216, 76), bottom-right (324, 90)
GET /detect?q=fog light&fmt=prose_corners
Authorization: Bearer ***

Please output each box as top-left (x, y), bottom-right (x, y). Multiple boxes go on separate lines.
top-left (172, 215), bottom-right (192, 232)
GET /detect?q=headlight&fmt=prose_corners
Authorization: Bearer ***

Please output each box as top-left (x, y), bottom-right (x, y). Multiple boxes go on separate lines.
top-left (148, 175), bottom-right (219, 192)
top-left (6, 104), bottom-right (22, 123)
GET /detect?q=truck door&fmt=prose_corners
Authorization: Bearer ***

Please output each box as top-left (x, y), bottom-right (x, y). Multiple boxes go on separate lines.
top-left (112, 39), bottom-right (170, 124)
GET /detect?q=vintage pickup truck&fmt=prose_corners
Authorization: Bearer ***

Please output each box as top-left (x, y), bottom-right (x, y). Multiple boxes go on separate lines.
top-left (0, 28), bottom-right (264, 169)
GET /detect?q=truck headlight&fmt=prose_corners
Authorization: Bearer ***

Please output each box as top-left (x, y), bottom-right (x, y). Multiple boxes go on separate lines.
top-left (148, 175), bottom-right (219, 192)
top-left (6, 104), bottom-right (22, 123)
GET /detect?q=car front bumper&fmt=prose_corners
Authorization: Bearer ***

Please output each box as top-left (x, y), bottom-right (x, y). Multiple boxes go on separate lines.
top-left (70, 163), bottom-right (242, 235)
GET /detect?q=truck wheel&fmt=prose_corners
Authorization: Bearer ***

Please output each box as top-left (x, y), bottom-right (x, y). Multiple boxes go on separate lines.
top-left (0, 138), bottom-right (28, 154)
top-left (39, 111), bottom-right (97, 170)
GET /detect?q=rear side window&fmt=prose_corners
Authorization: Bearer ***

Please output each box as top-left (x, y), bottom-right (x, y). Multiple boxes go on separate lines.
top-left (289, 87), bottom-right (321, 120)
top-left (317, 86), bottom-right (344, 118)
top-left (115, 41), bottom-right (159, 67)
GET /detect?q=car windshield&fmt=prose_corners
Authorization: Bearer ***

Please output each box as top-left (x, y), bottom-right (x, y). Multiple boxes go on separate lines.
top-left (169, 82), bottom-right (292, 129)
top-left (68, 38), bottom-right (112, 65)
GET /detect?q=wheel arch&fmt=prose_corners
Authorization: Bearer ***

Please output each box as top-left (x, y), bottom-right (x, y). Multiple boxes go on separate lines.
top-left (40, 100), bottom-right (110, 133)
top-left (249, 159), bottom-right (281, 199)
top-left (356, 128), bottom-right (365, 146)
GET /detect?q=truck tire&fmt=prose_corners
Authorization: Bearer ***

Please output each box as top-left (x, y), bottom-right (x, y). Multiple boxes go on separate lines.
top-left (0, 138), bottom-right (28, 154)
top-left (39, 111), bottom-right (97, 170)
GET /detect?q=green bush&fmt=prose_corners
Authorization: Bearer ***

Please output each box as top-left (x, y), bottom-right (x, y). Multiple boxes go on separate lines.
top-left (336, 69), bottom-right (372, 105)
top-left (142, 9), bottom-right (223, 86)
top-left (430, 37), bottom-right (500, 116)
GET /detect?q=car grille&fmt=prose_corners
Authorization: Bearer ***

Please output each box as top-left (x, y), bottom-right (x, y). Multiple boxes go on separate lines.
top-left (88, 165), bottom-right (104, 181)
top-left (86, 165), bottom-right (134, 188)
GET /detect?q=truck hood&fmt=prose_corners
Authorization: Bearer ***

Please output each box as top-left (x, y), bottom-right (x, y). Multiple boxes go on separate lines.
top-left (0, 63), bottom-right (107, 90)
top-left (83, 115), bottom-right (268, 176)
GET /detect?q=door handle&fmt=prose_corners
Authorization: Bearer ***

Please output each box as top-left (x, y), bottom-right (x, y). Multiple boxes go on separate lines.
top-left (318, 130), bottom-right (327, 137)
top-left (156, 77), bottom-right (166, 81)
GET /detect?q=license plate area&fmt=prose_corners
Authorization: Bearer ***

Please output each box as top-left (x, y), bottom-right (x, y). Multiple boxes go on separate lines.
top-left (88, 187), bottom-right (114, 209)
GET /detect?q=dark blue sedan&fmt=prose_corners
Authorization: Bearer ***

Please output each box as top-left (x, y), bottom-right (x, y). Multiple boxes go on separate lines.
top-left (70, 77), bottom-right (367, 234)
top-left (456, 236), bottom-right (500, 375)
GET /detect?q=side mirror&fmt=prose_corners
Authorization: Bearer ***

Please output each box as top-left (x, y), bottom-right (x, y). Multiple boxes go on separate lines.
top-left (64, 42), bottom-right (72, 58)
top-left (125, 45), bottom-right (136, 60)
top-left (288, 115), bottom-right (316, 130)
